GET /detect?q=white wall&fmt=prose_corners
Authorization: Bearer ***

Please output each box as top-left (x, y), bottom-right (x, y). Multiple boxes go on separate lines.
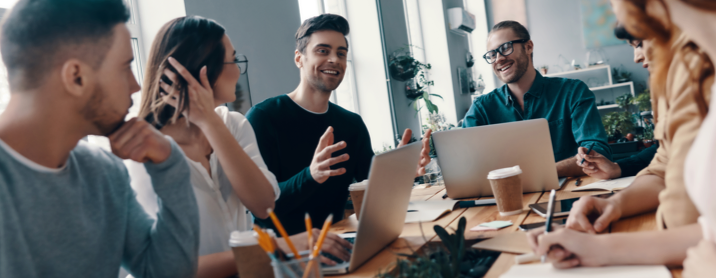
top-left (136, 0), bottom-right (187, 63)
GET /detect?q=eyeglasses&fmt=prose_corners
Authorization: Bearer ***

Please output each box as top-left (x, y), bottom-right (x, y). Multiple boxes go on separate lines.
top-left (482, 39), bottom-right (528, 64)
top-left (224, 54), bottom-right (248, 74)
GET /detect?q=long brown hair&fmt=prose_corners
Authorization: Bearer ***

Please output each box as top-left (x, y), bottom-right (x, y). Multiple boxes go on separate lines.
top-left (620, 0), bottom-right (713, 119)
top-left (139, 16), bottom-right (227, 128)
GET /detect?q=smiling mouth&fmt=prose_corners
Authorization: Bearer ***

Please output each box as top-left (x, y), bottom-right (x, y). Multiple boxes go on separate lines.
top-left (321, 69), bottom-right (340, 76)
top-left (498, 62), bottom-right (514, 73)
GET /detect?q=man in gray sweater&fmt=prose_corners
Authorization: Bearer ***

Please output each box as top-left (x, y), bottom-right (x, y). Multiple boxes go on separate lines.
top-left (0, 0), bottom-right (199, 277)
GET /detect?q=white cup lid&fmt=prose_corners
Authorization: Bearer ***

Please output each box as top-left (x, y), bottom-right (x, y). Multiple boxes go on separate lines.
top-left (348, 179), bottom-right (368, 191)
top-left (228, 230), bottom-right (257, 247)
top-left (487, 165), bottom-right (522, 180)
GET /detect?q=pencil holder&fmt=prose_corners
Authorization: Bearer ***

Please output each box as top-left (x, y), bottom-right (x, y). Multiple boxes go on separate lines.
top-left (272, 256), bottom-right (323, 278)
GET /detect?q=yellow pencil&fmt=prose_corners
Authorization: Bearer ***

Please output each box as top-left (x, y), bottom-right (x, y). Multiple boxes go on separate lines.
top-left (267, 208), bottom-right (302, 260)
top-left (302, 214), bottom-right (333, 278)
top-left (305, 213), bottom-right (313, 249)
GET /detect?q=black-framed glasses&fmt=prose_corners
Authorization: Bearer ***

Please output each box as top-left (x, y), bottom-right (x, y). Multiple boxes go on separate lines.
top-left (482, 39), bottom-right (528, 64)
top-left (225, 54), bottom-right (248, 74)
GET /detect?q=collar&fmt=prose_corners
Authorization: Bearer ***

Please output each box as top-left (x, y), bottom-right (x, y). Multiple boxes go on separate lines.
top-left (500, 69), bottom-right (545, 106)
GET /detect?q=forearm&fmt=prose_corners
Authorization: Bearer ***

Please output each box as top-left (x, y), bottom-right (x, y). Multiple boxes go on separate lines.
top-left (556, 157), bottom-right (585, 177)
top-left (611, 174), bottom-right (664, 218)
top-left (196, 251), bottom-right (237, 278)
top-left (604, 223), bottom-right (702, 266)
top-left (275, 167), bottom-right (321, 212)
top-left (199, 116), bottom-right (275, 219)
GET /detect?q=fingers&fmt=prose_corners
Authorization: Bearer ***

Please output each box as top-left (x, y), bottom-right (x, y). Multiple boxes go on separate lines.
top-left (322, 234), bottom-right (352, 261)
top-left (315, 127), bottom-right (334, 154)
top-left (547, 246), bottom-right (571, 262)
top-left (565, 197), bottom-right (597, 233)
top-left (198, 65), bottom-right (210, 89)
top-left (593, 206), bottom-right (617, 232)
top-left (167, 56), bottom-right (202, 89)
top-left (318, 141), bottom-right (347, 161)
top-left (577, 146), bottom-right (587, 156)
top-left (319, 255), bottom-right (336, 266)
top-left (318, 153), bottom-right (350, 169)
top-left (526, 227), bottom-right (546, 252)
top-left (398, 128), bottom-right (412, 147)
top-left (325, 168), bottom-right (347, 177)
top-left (107, 118), bottom-right (137, 143)
top-left (552, 256), bottom-right (580, 269)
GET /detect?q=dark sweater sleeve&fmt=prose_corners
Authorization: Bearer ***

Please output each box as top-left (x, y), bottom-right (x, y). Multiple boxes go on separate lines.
top-left (616, 143), bottom-right (659, 177)
top-left (245, 106), bottom-right (322, 213)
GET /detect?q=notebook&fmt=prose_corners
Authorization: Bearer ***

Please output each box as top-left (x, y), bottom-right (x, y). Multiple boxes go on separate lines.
top-left (471, 231), bottom-right (532, 254)
top-left (500, 263), bottom-right (671, 278)
top-left (571, 176), bottom-right (636, 192)
top-left (404, 200), bottom-right (457, 223)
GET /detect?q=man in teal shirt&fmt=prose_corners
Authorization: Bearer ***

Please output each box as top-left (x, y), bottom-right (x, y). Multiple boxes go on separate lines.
top-left (463, 20), bottom-right (611, 177)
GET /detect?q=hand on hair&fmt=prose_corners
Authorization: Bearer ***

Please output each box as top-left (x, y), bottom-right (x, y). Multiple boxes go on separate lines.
top-left (310, 126), bottom-right (349, 184)
top-left (160, 57), bottom-right (219, 128)
top-left (108, 118), bottom-right (172, 164)
top-left (397, 128), bottom-right (433, 177)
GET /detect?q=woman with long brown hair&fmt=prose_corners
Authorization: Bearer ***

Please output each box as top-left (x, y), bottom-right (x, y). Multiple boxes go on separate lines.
top-left (127, 16), bottom-right (351, 277)
top-left (526, 0), bottom-right (713, 269)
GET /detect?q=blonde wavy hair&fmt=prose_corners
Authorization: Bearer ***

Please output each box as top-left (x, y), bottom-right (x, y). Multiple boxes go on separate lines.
top-left (619, 0), bottom-right (713, 119)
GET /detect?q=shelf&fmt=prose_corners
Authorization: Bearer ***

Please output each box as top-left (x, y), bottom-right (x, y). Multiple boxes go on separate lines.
top-left (544, 65), bottom-right (610, 78)
top-left (597, 104), bottom-right (619, 110)
top-left (591, 81), bottom-right (633, 91)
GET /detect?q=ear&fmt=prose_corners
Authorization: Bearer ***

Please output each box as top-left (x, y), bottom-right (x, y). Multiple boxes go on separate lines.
top-left (60, 59), bottom-right (92, 98)
top-left (524, 40), bottom-right (534, 56)
top-left (294, 50), bottom-right (303, 68)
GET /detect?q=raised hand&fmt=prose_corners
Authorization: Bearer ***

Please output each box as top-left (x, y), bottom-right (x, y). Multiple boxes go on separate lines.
top-left (575, 146), bottom-right (621, 180)
top-left (310, 127), bottom-right (350, 184)
top-left (160, 57), bottom-right (219, 128)
top-left (397, 128), bottom-right (433, 177)
top-left (108, 118), bottom-right (172, 164)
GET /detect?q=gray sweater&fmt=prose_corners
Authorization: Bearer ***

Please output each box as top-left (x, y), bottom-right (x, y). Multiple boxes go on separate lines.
top-left (0, 138), bottom-right (199, 277)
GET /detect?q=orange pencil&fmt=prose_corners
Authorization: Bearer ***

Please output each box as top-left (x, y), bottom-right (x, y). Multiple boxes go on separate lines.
top-left (302, 214), bottom-right (333, 278)
top-left (267, 208), bottom-right (302, 260)
top-left (305, 213), bottom-right (313, 249)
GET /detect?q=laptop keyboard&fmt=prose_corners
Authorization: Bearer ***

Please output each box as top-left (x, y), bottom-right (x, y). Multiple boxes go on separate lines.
top-left (321, 237), bottom-right (355, 265)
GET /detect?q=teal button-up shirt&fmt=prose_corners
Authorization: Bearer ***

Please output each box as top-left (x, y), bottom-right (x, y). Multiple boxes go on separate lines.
top-left (462, 70), bottom-right (612, 162)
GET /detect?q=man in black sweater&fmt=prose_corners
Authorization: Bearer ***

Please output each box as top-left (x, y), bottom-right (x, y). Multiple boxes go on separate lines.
top-left (246, 14), bottom-right (431, 235)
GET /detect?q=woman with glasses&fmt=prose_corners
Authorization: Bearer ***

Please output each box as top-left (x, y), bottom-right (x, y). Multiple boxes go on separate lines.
top-left (128, 16), bottom-right (351, 277)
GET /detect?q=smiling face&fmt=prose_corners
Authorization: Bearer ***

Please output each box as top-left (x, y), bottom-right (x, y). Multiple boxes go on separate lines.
top-left (212, 35), bottom-right (240, 105)
top-left (295, 30), bottom-right (347, 93)
top-left (486, 28), bottom-right (532, 84)
top-left (83, 24), bottom-right (140, 135)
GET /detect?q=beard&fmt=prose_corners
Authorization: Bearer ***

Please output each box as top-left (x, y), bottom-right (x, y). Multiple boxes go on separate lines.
top-left (496, 52), bottom-right (530, 84)
top-left (309, 74), bottom-right (343, 93)
top-left (80, 86), bottom-right (126, 136)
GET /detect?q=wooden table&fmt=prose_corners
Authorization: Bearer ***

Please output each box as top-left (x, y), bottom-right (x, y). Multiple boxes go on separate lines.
top-left (331, 176), bottom-right (684, 277)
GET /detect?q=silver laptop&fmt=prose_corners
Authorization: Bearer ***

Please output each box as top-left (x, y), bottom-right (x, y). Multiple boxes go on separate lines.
top-left (432, 119), bottom-right (560, 199)
top-left (322, 142), bottom-right (422, 275)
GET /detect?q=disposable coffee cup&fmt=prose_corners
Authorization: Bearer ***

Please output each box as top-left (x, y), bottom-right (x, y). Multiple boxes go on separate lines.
top-left (487, 165), bottom-right (524, 216)
top-left (229, 230), bottom-right (274, 278)
top-left (348, 180), bottom-right (368, 220)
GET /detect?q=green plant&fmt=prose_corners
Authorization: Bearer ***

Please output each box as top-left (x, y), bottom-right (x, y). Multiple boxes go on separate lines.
top-left (376, 217), bottom-right (498, 278)
top-left (635, 89), bottom-right (652, 112)
top-left (602, 111), bottom-right (635, 139)
top-left (389, 49), bottom-right (430, 82)
top-left (615, 93), bottom-right (633, 109)
top-left (612, 67), bottom-right (632, 83)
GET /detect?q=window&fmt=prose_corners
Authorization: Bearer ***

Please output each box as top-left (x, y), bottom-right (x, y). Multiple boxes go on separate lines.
top-left (0, 1), bottom-right (18, 114)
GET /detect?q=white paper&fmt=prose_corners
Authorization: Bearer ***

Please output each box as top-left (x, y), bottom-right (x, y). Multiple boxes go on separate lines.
top-left (404, 200), bottom-right (457, 223)
top-left (572, 176), bottom-right (637, 192)
top-left (500, 263), bottom-right (671, 278)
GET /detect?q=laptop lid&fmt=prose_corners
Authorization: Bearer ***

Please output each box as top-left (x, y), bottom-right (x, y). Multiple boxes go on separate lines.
top-left (347, 142), bottom-right (422, 272)
top-left (432, 119), bottom-right (560, 199)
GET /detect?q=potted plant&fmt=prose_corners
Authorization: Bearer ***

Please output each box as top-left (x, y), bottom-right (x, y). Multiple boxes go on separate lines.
top-left (389, 47), bottom-right (431, 82)
top-left (635, 89), bottom-right (652, 115)
top-left (377, 217), bottom-right (500, 278)
top-left (612, 66), bottom-right (632, 83)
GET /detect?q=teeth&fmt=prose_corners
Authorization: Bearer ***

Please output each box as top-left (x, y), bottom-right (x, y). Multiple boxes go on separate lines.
top-left (322, 70), bottom-right (338, 75)
top-left (500, 64), bottom-right (512, 72)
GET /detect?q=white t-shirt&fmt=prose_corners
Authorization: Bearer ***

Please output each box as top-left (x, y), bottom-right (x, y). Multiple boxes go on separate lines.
top-left (685, 83), bottom-right (716, 242)
top-left (126, 106), bottom-right (280, 256)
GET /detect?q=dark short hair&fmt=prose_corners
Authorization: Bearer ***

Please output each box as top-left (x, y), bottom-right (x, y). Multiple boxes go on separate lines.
top-left (490, 20), bottom-right (532, 59)
top-left (0, 0), bottom-right (130, 91)
top-left (139, 16), bottom-right (227, 129)
top-left (295, 14), bottom-right (349, 53)
top-left (614, 24), bottom-right (638, 43)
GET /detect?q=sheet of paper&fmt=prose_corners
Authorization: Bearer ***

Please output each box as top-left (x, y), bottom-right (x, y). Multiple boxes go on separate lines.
top-left (500, 263), bottom-right (671, 278)
top-left (572, 176), bottom-right (637, 192)
top-left (404, 200), bottom-right (457, 223)
top-left (472, 231), bottom-right (532, 254)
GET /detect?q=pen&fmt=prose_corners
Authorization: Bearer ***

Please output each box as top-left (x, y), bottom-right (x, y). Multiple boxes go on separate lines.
top-left (542, 189), bottom-right (556, 263)
top-left (457, 199), bottom-right (497, 208)
top-left (580, 143), bottom-right (595, 165)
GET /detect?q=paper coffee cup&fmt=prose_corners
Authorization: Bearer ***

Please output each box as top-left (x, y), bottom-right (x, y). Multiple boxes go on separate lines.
top-left (487, 166), bottom-right (524, 216)
top-left (349, 180), bottom-right (368, 220)
top-left (229, 230), bottom-right (274, 278)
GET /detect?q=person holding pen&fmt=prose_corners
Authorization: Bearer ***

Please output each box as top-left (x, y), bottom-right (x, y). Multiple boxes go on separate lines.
top-left (127, 16), bottom-right (352, 278)
top-left (527, 0), bottom-right (713, 269)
